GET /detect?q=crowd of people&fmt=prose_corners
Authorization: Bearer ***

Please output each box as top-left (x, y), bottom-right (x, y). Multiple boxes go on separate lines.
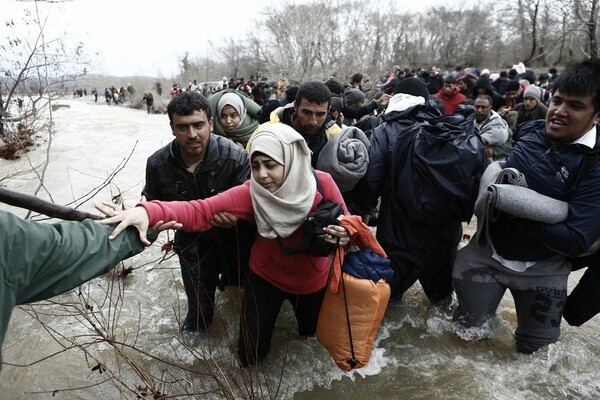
top-left (4, 58), bottom-right (600, 373)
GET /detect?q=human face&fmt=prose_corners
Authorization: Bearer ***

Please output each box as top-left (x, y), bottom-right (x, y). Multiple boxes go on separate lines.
top-left (251, 154), bottom-right (284, 193)
top-left (443, 83), bottom-right (456, 97)
top-left (523, 97), bottom-right (538, 111)
top-left (220, 105), bottom-right (241, 130)
top-left (293, 98), bottom-right (329, 135)
top-left (457, 80), bottom-right (467, 91)
top-left (546, 90), bottom-right (600, 145)
top-left (474, 98), bottom-right (492, 123)
top-left (170, 109), bottom-right (213, 165)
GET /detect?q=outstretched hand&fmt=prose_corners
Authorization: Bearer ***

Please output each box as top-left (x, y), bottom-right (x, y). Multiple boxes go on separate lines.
top-left (94, 202), bottom-right (181, 246)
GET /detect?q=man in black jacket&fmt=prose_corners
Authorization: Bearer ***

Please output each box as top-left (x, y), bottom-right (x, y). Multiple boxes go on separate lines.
top-left (143, 91), bottom-right (254, 333)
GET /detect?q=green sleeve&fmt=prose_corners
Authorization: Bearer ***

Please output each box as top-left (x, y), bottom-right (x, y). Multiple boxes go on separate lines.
top-left (1, 211), bottom-right (154, 305)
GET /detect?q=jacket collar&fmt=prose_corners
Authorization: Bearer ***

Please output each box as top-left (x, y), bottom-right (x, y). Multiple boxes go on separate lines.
top-left (169, 134), bottom-right (219, 172)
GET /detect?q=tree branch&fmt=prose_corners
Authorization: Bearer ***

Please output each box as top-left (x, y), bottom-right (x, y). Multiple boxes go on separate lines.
top-left (0, 187), bottom-right (102, 221)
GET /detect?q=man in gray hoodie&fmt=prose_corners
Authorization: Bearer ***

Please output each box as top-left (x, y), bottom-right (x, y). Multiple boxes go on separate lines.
top-left (474, 94), bottom-right (512, 161)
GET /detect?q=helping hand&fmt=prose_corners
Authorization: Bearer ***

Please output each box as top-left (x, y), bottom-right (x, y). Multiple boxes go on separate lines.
top-left (94, 202), bottom-right (153, 245)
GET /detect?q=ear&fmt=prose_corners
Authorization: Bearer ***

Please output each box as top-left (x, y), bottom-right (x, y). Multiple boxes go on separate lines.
top-left (208, 117), bottom-right (214, 133)
top-left (170, 122), bottom-right (175, 137)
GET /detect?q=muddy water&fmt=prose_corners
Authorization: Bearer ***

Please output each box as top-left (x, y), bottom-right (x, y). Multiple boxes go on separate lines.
top-left (1, 99), bottom-right (599, 399)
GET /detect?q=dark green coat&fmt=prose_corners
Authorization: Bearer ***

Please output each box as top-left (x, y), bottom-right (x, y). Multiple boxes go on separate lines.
top-left (0, 211), bottom-right (152, 367)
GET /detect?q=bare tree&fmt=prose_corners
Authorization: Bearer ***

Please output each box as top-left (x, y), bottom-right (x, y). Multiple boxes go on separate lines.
top-left (574, 0), bottom-right (600, 57)
top-left (1, 1), bottom-right (91, 160)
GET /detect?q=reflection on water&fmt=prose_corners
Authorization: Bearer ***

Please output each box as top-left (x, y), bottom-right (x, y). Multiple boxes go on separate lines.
top-left (2, 100), bottom-right (600, 399)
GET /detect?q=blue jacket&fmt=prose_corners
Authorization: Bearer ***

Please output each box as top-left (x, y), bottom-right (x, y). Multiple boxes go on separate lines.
top-left (491, 120), bottom-right (600, 261)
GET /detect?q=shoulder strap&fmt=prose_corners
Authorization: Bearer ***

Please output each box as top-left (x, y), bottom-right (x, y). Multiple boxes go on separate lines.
top-left (312, 168), bottom-right (325, 198)
top-left (277, 169), bottom-right (322, 256)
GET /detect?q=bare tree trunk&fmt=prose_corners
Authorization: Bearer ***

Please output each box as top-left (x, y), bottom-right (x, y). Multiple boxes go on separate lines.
top-left (589, 0), bottom-right (599, 57)
top-left (526, 0), bottom-right (540, 64)
top-left (0, 187), bottom-right (101, 221)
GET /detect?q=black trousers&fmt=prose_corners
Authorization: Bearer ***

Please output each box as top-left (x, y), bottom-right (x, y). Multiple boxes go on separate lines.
top-left (237, 270), bottom-right (326, 367)
top-left (176, 222), bottom-right (254, 330)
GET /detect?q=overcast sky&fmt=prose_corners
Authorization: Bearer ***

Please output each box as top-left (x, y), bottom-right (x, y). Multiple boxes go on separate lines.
top-left (4, 0), bottom-right (457, 78)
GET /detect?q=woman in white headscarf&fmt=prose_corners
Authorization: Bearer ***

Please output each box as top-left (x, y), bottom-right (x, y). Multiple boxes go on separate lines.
top-left (209, 89), bottom-right (261, 147)
top-left (96, 123), bottom-right (350, 367)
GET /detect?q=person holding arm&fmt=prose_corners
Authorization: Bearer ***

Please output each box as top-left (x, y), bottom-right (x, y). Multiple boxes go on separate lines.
top-left (97, 123), bottom-right (350, 366)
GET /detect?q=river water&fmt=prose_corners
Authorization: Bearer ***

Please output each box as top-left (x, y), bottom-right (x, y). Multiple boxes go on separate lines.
top-left (1, 99), bottom-right (599, 399)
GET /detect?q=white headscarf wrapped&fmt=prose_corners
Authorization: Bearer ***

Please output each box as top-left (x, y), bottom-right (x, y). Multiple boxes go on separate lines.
top-left (217, 93), bottom-right (247, 129)
top-left (249, 123), bottom-right (316, 239)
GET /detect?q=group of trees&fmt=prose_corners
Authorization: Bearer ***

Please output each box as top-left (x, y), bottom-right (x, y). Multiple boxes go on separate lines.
top-left (177, 0), bottom-right (600, 85)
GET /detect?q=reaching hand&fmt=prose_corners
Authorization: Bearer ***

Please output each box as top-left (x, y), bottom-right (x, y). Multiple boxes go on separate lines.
top-left (94, 202), bottom-right (152, 245)
top-left (210, 211), bottom-right (239, 228)
top-left (376, 94), bottom-right (392, 106)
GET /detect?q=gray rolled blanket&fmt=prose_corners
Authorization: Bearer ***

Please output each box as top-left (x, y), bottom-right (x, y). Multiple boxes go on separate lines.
top-left (317, 126), bottom-right (370, 192)
top-left (474, 161), bottom-right (569, 248)
top-left (487, 184), bottom-right (569, 223)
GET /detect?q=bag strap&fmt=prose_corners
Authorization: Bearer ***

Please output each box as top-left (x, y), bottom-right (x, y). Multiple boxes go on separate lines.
top-left (312, 168), bottom-right (325, 198)
top-left (277, 168), bottom-right (323, 255)
top-left (326, 240), bottom-right (358, 369)
top-left (340, 261), bottom-right (359, 369)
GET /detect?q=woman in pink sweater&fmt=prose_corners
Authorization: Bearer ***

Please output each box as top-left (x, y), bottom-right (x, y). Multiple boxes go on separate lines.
top-left (98, 123), bottom-right (350, 366)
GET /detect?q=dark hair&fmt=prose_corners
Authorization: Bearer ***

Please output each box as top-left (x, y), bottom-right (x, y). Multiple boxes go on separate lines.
top-left (167, 91), bottom-right (211, 122)
top-left (444, 76), bottom-right (456, 84)
top-left (259, 100), bottom-right (281, 124)
top-left (474, 94), bottom-right (493, 106)
top-left (296, 81), bottom-right (332, 106)
top-left (552, 58), bottom-right (600, 112)
top-left (350, 73), bottom-right (363, 84)
top-left (324, 79), bottom-right (344, 96)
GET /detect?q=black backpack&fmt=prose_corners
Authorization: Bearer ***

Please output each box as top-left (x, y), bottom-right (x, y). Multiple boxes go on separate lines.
top-left (278, 169), bottom-right (343, 257)
top-left (391, 105), bottom-right (486, 225)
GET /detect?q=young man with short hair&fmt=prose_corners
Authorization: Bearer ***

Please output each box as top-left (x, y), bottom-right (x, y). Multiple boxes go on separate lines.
top-left (143, 91), bottom-right (255, 333)
top-left (453, 59), bottom-right (600, 353)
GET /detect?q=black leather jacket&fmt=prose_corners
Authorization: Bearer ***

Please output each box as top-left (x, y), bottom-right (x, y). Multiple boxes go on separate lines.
top-left (142, 134), bottom-right (251, 242)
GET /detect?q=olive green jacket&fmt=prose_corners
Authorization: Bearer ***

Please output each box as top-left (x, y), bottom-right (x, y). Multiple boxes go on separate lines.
top-left (0, 211), bottom-right (152, 368)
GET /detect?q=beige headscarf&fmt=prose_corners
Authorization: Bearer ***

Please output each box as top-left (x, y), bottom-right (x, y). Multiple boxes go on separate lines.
top-left (249, 123), bottom-right (316, 239)
top-left (217, 93), bottom-right (247, 129)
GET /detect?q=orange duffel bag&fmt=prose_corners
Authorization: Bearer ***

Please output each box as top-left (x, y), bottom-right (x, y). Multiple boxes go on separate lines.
top-left (316, 238), bottom-right (392, 371)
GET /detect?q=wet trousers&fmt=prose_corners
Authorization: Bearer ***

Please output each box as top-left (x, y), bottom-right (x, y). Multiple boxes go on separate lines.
top-left (176, 224), bottom-right (253, 331)
top-left (452, 241), bottom-right (570, 353)
top-left (237, 270), bottom-right (326, 367)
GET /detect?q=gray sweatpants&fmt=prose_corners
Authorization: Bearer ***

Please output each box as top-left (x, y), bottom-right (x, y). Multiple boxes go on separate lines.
top-left (452, 242), bottom-right (570, 353)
